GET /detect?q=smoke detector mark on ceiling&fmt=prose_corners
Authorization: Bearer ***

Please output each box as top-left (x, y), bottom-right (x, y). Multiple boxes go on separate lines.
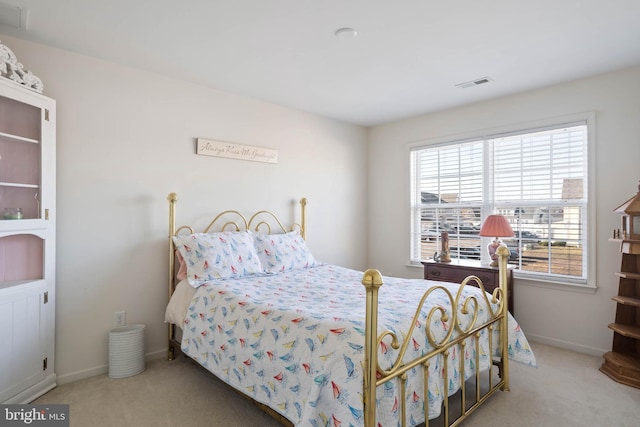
top-left (455, 77), bottom-right (493, 89)
top-left (334, 28), bottom-right (358, 39)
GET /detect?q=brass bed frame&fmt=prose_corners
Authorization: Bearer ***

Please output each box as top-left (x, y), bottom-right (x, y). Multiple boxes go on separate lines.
top-left (167, 192), bottom-right (511, 427)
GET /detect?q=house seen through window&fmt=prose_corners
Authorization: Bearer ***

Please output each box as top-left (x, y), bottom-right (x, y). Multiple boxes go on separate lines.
top-left (410, 122), bottom-right (589, 284)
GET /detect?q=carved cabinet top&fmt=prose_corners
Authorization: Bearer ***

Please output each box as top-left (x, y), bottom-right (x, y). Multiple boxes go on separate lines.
top-left (0, 40), bottom-right (43, 93)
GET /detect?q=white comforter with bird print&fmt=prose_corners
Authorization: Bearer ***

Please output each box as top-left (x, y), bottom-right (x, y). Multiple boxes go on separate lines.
top-left (180, 264), bottom-right (536, 426)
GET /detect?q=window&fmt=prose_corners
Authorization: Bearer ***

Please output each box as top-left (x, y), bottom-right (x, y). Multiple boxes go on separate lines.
top-left (410, 121), bottom-right (589, 284)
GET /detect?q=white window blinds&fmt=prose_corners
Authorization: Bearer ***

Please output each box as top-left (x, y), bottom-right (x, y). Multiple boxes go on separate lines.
top-left (411, 122), bottom-right (588, 283)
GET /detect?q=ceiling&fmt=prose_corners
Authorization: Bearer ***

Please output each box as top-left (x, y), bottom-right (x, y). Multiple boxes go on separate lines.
top-left (1, 0), bottom-right (640, 126)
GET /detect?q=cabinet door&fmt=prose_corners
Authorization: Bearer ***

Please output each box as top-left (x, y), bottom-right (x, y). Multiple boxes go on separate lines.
top-left (0, 282), bottom-right (47, 402)
top-left (0, 81), bottom-right (55, 227)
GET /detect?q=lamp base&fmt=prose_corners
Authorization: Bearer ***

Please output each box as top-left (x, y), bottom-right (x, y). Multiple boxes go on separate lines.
top-left (487, 238), bottom-right (502, 267)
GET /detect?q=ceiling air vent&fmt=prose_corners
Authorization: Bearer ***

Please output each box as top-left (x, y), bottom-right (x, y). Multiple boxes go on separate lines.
top-left (455, 76), bottom-right (493, 89)
top-left (0, 3), bottom-right (26, 29)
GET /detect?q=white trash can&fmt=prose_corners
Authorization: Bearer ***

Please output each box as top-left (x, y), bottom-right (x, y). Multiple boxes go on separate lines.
top-left (108, 324), bottom-right (145, 378)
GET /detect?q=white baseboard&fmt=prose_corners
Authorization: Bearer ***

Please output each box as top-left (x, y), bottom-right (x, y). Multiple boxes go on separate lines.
top-left (56, 339), bottom-right (606, 386)
top-left (146, 348), bottom-right (168, 361)
top-left (527, 334), bottom-right (607, 357)
top-left (57, 348), bottom-right (169, 385)
top-left (3, 374), bottom-right (57, 404)
top-left (57, 364), bottom-right (108, 385)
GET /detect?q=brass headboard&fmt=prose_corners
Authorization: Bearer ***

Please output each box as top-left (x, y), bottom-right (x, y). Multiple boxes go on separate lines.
top-left (166, 192), bottom-right (307, 359)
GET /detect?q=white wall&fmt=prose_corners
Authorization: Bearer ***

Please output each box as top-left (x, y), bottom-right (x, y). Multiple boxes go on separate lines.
top-left (2, 36), bottom-right (368, 383)
top-left (367, 66), bottom-right (640, 356)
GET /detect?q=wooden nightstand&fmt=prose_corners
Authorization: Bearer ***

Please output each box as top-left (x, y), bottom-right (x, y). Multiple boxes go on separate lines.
top-left (422, 259), bottom-right (514, 315)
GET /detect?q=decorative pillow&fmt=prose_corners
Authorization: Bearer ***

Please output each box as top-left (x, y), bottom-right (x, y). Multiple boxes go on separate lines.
top-left (172, 231), bottom-right (263, 287)
top-left (253, 230), bottom-right (318, 274)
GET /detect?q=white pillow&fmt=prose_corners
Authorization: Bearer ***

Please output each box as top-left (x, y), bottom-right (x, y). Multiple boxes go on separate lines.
top-left (253, 230), bottom-right (318, 274)
top-left (173, 231), bottom-right (263, 287)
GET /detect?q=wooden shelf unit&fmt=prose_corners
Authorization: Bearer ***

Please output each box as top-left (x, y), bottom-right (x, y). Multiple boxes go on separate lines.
top-left (600, 239), bottom-right (640, 389)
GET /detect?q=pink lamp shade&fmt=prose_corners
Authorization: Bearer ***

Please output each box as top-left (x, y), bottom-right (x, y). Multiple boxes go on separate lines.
top-left (479, 215), bottom-right (514, 238)
top-left (479, 215), bottom-right (514, 266)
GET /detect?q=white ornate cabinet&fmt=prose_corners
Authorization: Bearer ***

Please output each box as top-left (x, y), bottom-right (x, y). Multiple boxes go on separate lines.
top-left (0, 43), bottom-right (56, 403)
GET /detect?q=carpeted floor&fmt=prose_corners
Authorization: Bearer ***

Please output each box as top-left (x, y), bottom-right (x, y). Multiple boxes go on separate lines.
top-left (34, 342), bottom-right (640, 426)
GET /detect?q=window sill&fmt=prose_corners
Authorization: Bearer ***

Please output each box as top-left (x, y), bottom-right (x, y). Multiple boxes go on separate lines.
top-left (515, 274), bottom-right (597, 294)
top-left (407, 262), bottom-right (597, 294)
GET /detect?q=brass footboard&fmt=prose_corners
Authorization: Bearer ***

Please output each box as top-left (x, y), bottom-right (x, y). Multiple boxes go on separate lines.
top-left (361, 246), bottom-right (511, 427)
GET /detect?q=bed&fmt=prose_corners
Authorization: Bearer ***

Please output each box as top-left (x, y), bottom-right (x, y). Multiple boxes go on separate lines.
top-left (164, 193), bottom-right (536, 427)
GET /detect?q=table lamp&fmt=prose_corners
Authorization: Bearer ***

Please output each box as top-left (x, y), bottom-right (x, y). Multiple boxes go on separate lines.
top-left (479, 214), bottom-right (514, 267)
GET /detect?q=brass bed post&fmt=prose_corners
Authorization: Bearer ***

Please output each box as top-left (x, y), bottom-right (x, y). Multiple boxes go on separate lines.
top-left (362, 269), bottom-right (383, 427)
top-left (299, 197), bottom-right (307, 240)
top-left (497, 245), bottom-right (510, 391)
top-left (167, 192), bottom-right (178, 360)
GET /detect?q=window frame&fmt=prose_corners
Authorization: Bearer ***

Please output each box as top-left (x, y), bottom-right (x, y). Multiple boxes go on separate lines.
top-left (408, 112), bottom-right (596, 288)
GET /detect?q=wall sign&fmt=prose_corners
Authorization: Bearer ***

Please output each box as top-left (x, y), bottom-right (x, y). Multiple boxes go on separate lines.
top-left (196, 138), bottom-right (278, 164)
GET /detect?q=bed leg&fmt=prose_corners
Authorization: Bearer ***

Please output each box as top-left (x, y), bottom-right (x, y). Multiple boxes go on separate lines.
top-left (168, 322), bottom-right (175, 360)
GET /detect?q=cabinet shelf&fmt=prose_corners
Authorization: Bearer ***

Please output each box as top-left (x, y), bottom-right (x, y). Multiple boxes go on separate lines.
top-left (0, 131), bottom-right (39, 144)
top-left (609, 238), bottom-right (640, 244)
top-left (0, 182), bottom-right (39, 189)
top-left (608, 323), bottom-right (640, 340)
top-left (615, 271), bottom-right (640, 280)
top-left (0, 220), bottom-right (48, 231)
top-left (612, 295), bottom-right (640, 307)
top-left (0, 279), bottom-right (43, 292)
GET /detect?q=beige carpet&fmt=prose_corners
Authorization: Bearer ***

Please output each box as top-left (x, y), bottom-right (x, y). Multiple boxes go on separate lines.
top-left (34, 342), bottom-right (640, 426)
